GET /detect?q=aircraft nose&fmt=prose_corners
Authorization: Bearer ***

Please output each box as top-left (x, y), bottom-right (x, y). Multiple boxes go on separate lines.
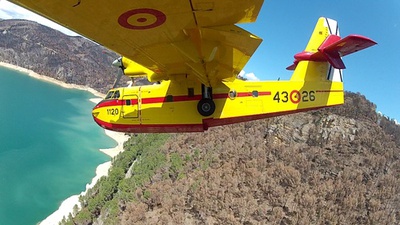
top-left (92, 107), bottom-right (107, 129)
top-left (92, 106), bottom-right (100, 121)
top-left (92, 111), bottom-right (99, 118)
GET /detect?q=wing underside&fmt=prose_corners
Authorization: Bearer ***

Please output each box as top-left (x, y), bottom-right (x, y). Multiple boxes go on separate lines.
top-left (9, 0), bottom-right (264, 86)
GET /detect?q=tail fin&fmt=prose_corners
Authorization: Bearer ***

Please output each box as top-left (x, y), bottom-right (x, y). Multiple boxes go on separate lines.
top-left (288, 17), bottom-right (376, 82)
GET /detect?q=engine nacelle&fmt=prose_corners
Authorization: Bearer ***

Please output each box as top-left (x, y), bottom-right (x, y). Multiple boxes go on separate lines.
top-left (121, 57), bottom-right (154, 79)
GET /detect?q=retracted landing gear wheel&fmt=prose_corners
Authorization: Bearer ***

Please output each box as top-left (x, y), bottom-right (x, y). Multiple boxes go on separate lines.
top-left (197, 98), bottom-right (215, 117)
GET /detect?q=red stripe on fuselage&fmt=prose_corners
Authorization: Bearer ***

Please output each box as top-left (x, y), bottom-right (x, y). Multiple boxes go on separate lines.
top-left (94, 99), bottom-right (124, 108)
top-left (94, 91), bottom-right (271, 108)
top-left (237, 91), bottom-right (271, 97)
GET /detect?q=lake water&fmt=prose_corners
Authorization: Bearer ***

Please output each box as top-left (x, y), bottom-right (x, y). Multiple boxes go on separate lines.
top-left (0, 66), bottom-right (115, 225)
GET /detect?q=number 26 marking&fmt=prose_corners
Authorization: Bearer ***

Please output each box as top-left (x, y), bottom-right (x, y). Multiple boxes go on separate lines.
top-left (273, 90), bottom-right (315, 104)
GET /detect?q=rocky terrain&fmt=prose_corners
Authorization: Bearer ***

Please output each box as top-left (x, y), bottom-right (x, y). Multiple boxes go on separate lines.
top-left (0, 19), bottom-right (139, 93)
top-left (61, 93), bottom-right (399, 225)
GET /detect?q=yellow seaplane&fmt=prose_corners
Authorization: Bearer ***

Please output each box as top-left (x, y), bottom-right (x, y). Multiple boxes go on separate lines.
top-left (10, 0), bottom-right (376, 133)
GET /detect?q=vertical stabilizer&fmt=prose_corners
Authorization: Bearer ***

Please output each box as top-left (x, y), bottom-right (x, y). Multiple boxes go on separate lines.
top-left (288, 17), bottom-right (376, 82)
top-left (289, 17), bottom-right (342, 82)
top-left (305, 18), bottom-right (339, 52)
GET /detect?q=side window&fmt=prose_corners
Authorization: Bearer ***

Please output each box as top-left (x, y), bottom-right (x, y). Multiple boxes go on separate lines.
top-left (113, 90), bottom-right (120, 99)
top-left (229, 90), bottom-right (237, 99)
top-left (166, 95), bottom-right (173, 102)
top-left (252, 90), bottom-right (259, 97)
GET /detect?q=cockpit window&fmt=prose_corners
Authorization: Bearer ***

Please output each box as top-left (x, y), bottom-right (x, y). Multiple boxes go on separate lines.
top-left (105, 90), bottom-right (121, 100)
top-left (105, 91), bottom-right (114, 100)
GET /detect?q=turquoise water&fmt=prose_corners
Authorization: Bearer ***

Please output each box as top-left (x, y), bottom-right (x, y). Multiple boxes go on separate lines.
top-left (0, 66), bottom-right (116, 225)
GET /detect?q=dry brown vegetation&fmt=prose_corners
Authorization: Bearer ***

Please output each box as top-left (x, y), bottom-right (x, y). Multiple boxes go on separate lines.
top-left (64, 92), bottom-right (399, 225)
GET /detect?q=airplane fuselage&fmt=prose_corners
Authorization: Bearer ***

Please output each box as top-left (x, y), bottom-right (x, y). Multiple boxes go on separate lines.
top-left (92, 78), bottom-right (343, 133)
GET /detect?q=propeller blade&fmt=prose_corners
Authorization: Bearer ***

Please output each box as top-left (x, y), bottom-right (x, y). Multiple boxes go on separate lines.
top-left (112, 67), bottom-right (124, 88)
top-left (111, 57), bottom-right (125, 88)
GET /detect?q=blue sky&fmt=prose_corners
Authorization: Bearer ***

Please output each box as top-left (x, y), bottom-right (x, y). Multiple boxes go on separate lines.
top-left (1, 0), bottom-right (399, 121)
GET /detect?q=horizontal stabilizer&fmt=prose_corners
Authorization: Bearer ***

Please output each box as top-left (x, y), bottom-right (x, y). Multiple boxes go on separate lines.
top-left (287, 34), bottom-right (376, 70)
top-left (320, 34), bottom-right (377, 69)
top-left (322, 35), bottom-right (377, 57)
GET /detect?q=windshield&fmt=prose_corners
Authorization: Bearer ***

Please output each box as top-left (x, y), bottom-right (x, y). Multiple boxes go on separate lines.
top-left (105, 91), bottom-right (114, 100)
top-left (105, 90), bottom-right (121, 100)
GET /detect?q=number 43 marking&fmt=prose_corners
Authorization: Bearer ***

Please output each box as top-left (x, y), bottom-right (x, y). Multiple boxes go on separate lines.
top-left (273, 90), bottom-right (315, 103)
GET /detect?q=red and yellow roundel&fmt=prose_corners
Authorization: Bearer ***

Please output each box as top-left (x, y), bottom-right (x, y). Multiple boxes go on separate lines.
top-left (118, 8), bottom-right (166, 30)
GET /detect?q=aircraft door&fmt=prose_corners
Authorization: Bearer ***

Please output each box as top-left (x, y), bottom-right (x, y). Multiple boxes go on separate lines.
top-left (122, 95), bottom-right (139, 118)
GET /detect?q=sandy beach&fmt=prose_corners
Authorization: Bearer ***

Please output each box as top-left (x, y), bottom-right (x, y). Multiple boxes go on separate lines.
top-left (39, 161), bottom-right (112, 225)
top-left (40, 130), bottom-right (129, 225)
top-left (0, 61), bottom-right (129, 224)
top-left (40, 129), bottom-right (130, 225)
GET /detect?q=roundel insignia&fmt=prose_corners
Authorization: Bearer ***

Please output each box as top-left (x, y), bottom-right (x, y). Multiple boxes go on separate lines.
top-left (290, 90), bottom-right (301, 104)
top-left (118, 8), bottom-right (166, 30)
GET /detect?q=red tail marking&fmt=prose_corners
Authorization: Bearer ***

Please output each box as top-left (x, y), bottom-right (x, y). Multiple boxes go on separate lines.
top-left (287, 34), bottom-right (376, 70)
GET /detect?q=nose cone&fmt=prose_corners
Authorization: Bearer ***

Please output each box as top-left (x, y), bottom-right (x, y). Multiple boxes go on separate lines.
top-left (112, 57), bottom-right (123, 67)
top-left (92, 105), bottom-right (100, 119)
top-left (92, 101), bottom-right (113, 131)
top-left (92, 104), bottom-right (103, 127)
top-left (92, 99), bottom-right (104, 119)
top-left (91, 99), bottom-right (124, 132)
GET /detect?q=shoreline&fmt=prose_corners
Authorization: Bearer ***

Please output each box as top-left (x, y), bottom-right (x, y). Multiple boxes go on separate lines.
top-left (0, 62), bottom-right (129, 224)
top-left (0, 61), bottom-right (105, 98)
top-left (40, 129), bottom-right (130, 225)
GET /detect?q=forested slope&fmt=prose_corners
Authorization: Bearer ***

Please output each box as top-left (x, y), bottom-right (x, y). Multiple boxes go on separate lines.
top-left (63, 92), bottom-right (399, 225)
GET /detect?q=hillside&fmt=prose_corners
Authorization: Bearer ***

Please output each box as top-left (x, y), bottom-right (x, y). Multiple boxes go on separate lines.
top-left (60, 92), bottom-right (399, 225)
top-left (0, 19), bottom-right (146, 93)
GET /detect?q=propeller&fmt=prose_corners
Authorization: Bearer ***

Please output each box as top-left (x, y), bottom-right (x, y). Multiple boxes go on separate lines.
top-left (111, 57), bottom-right (125, 88)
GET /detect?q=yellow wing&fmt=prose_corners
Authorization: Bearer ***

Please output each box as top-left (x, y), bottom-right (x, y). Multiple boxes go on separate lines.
top-left (9, 0), bottom-right (263, 86)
